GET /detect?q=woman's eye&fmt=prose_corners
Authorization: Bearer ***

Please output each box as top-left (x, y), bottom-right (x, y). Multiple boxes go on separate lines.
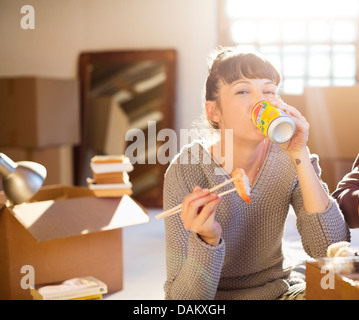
top-left (264, 90), bottom-right (276, 95)
top-left (236, 90), bottom-right (248, 94)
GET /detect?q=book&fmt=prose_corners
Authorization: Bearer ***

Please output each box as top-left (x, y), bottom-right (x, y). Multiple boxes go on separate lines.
top-left (88, 182), bottom-right (133, 197)
top-left (87, 179), bottom-right (132, 190)
top-left (90, 154), bottom-right (129, 163)
top-left (30, 276), bottom-right (108, 300)
top-left (90, 155), bottom-right (133, 174)
top-left (71, 294), bottom-right (103, 300)
top-left (92, 171), bottom-right (129, 184)
top-left (88, 155), bottom-right (134, 198)
top-left (90, 188), bottom-right (133, 198)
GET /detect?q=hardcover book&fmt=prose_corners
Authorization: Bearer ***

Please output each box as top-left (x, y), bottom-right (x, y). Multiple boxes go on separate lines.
top-left (30, 276), bottom-right (108, 300)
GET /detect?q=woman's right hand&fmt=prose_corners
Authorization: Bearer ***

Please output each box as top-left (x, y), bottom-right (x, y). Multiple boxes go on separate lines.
top-left (180, 186), bottom-right (222, 246)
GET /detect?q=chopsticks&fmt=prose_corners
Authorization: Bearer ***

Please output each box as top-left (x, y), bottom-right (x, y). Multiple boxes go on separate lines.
top-left (155, 176), bottom-right (240, 220)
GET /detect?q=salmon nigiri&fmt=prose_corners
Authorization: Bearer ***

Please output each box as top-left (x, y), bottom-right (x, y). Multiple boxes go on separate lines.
top-left (232, 168), bottom-right (251, 203)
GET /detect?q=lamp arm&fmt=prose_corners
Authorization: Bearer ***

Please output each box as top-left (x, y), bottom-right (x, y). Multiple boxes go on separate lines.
top-left (0, 153), bottom-right (17, 178)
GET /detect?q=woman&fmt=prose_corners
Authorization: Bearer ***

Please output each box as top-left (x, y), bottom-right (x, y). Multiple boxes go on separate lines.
top-left (163, 47), bottom-right (349, 300)
top-left (332, 154), bottom-right (359, 228)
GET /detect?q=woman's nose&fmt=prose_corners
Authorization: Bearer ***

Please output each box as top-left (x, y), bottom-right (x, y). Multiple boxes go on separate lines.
top-left (252, 93), bottom-right (267, 106)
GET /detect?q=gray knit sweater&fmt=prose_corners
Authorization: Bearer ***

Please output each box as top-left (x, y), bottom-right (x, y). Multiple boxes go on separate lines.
top-left (163, 140), bottom-right (350, 300)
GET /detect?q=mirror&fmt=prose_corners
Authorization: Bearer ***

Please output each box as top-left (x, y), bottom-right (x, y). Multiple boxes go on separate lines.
top-left (74, 50), bottom-right (176, 208)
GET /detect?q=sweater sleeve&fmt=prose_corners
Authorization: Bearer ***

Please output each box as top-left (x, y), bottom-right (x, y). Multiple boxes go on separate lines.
top-left (291, 154), bottom-right (350, 258)
top-left (332, 154), bottom-right (359, 228)
top-left (163, 160), bottom-right (225, 300)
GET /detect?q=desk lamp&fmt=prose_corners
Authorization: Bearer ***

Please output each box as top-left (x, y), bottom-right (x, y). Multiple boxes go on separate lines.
top-left (0, 153), bottom-right (47, 205)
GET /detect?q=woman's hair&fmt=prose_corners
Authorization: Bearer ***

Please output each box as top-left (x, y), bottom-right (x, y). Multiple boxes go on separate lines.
top-left (202, 46), bottom-right (281, 130)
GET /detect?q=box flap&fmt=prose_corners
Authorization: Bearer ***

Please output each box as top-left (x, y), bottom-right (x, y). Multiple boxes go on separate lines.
top-left (11, 195), bottom-right (149, 242)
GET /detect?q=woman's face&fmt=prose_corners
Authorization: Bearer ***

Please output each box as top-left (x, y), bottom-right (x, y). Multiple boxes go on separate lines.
top-left (215, 78), bottom-right (278, 141)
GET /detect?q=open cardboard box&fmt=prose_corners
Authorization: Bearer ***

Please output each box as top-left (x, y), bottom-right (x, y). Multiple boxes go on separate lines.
top-left (0, 185), bottom-right (149, 300)
top-left (306, 259), bottom-right (359, 300)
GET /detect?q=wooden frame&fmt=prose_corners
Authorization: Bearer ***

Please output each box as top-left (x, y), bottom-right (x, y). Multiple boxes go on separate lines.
top-left (74, 49), bottom-right (176, 208)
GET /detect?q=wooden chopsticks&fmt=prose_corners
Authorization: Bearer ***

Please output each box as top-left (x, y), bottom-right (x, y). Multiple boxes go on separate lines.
top-left (155, 176), bottom-right (240, 220)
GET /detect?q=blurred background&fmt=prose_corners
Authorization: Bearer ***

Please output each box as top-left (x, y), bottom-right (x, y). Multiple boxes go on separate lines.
top-left (1, 0), bottom-right (358, 197)
top-left (1, 0), bottom-right (358, 196)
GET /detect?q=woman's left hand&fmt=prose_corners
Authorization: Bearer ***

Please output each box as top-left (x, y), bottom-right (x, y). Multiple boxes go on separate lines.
top-left (267, 98), bottom-right (309, 154)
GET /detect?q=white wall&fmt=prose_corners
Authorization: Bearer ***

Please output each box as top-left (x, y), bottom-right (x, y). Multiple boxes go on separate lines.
top-left (0, 0), bottom-right (218, 131)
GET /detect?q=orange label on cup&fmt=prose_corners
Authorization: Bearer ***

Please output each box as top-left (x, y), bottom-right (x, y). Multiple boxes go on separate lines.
top-left (252, 100), bottom-right (284, 137)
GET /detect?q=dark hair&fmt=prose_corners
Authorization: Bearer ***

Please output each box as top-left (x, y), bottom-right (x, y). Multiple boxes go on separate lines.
top-left (204, 47), bottom-right (281, 129)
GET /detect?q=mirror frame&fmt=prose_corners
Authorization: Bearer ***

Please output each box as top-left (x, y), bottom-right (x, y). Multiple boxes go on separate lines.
top-left (74, 49), bottom-right (176, 208)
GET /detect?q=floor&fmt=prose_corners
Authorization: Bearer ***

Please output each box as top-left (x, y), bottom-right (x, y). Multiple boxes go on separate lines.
top-left (105, 209), bottom-right (166, 300)
top-left (104, 207), bottom-right (359, 300)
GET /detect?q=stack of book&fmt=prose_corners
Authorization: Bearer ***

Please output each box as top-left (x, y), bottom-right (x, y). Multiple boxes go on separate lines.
top-left (87, 155), bottom-right (134, 197)
top-left (30, 276), bottom-right (108, 300)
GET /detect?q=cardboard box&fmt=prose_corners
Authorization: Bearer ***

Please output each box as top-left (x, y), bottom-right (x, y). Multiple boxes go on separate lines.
top-left (304, 86), bottom-right (359, 159)
top-left (281, 89), bottom-right (359, 159)
top-left (0, 185), bottom-right (149, 300)
top-left (0, 77), bottom-right (80, 148)
top-left (279, 93), bottom-right (306, 116)
top-left (281, 91), bottom-right (358, 192)
top-left (0, 146), bottom-right (74, 188)
top-left (306, 260), bottom-right (359, 300)
top-left (317, 158), bottom-right (355, 193)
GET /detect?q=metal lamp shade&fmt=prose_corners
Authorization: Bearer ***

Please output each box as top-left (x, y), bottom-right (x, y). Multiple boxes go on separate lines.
top-left (0, 153), bottom-right (47, 205)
